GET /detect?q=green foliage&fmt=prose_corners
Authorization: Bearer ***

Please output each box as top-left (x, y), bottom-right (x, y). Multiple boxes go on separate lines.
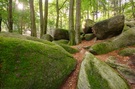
top-left (0, 36), bottom-right (76, 89)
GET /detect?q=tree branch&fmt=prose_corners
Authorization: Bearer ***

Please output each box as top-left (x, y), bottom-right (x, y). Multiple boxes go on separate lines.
top-left (59, 0), bottom-right (68, 10)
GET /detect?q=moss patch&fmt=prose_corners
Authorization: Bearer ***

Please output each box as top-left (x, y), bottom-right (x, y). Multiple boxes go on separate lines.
top-left (77, 52), bottom-right (130, 89)
top-left (53, 42), bottom-right (79, 54)
top-left (118, 48), bottom-right (135, 56)
top-left (0, 36), bottom-right (76, 89)
top-left (89, 28), bottom-right (135, 54)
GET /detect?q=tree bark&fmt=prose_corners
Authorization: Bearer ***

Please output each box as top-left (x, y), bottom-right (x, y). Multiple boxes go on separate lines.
top-left (75, 0), bottom-right (81, 44)
top-left (56, 0), bottom-right (59, 28)
top-left (44, 0), bottom-right (48, 34)
top-left (8, 0), bottom-right (13, 32)
top-left (39, 0), bottom-right (44, 38)
top-left (29, 0), bottom-right (37, 37)
top-left (130, 0), bottom-right (135, 18)
top-left (69, 0), bottom-right (75, 45)
top-left (0, 14), bottom-right (2, 32)
top-left (56, 0), bottom-right (67, 28)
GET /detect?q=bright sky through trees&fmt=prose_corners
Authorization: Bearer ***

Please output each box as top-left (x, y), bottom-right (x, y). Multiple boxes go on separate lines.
top-left (17, 3), bottom-right (23, 10)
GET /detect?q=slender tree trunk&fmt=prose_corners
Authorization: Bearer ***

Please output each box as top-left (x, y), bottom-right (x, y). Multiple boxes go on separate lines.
top-left (8, 0), bottom-right (13, 32)
top-left (0, 14), bottom-right (2, 32)
top-left (130, 0), bottom-right (135, 18)
top-left (29, 0), bottom-right (37, 37)
top-left (119, 0), bottom-right (122, 14)
top-left (69, 0), bottom-right (75, 45)
top-left (75, 0), bottom-right (81, 44)
top-left (44, 0), bottom-right (48, 34)
top-left (20, 17), bottom-right (23, 34)
top-left (56, 0), bottom-right (59, 28)
top-left (87, 9), bottom-right (90, 19)
top-left (39, 0), bottom-right (44, 38)
top-left (108, 1), bottom-right (110, 18)
top-left (60, 14), bottom-right (63, 28)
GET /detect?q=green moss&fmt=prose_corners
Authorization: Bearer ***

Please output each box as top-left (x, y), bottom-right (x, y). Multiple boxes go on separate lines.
top-left (118, 48), bottom-right (135, 56)
top-left (89, 28), bottom-right (135, 54)
top-left (84, 34), bottom-right (95, 41)
top-left (0, 32), bottom-right (55, 45)
top-left (53, 40), bottom-right (69, 44)
top-left (77, 52), bottom-right (130, 89)
top-left (53, 42), bottom-right (79, 54)
top-left (89, 42), bottom-right (113, 54)
top-left (0, 37), bottom-right (76, 89)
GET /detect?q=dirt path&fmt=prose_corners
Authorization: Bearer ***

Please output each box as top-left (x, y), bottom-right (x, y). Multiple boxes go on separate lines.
top-left (60, 39), bottom-right (135, 89)
top-left (60, 48), bottom-right (86, 89)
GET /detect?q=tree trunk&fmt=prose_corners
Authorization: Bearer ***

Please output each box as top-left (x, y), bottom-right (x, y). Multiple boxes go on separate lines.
top-left (29, 0), bottom-right (37, 37)
top-left (75, 0), bottom-right (81, 44)
top-left (0, 14), bottom-right (2, 32)
top-left (39, 0), bottom-right (44, 38)
top-left (44, 0), bottom-right (48, 34)
top-left (119, 0), bottom-right (122, 14)
top-left (130, 0), bottom-right (135, 18)
top-left (8, 0), bottom-right (13, 32)
top-left (69, 0), bottom-right (75, 45)
top-left (86, 9), bottom-right (90, 19)
top-left (56, 0), bottom-right (59, 28)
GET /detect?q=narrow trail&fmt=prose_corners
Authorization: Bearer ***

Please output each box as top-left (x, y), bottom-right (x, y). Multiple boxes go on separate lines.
top-left (60, 39), bottom-right (135, 89)
top-left (60, 48), bottom-right (86, 89)
top-left (60, 39), bottom-right (101, 89)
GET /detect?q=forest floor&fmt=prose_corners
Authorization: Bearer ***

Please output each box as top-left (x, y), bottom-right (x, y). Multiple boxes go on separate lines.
top-left (60, 39), bottom-right (135, 89)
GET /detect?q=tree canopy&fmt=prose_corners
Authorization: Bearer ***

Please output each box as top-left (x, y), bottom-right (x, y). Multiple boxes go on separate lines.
top-left (0, 0), bottom-right (134, 44)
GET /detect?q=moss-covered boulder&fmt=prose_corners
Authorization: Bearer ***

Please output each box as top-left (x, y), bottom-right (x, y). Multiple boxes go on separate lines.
top-left (41, 34), bottom-right (53, 41)
top-left (77, 52), bottom-right (129, 89)
top-left (84, 33), bottom-right (95, 41)
top-left (53, 41), bottom-right (78, 54)
top-left (0, 32), bottom-right (54, 45)
top-left (106, 56), bottom-right (135, 84)
top-left (50, 28), bottom-right (69, 40)
top-left (118, 48), bottom-right (135, 56)
top-left (82, 19), bottom-right (95, 34)
top-left (89, 28), bottom-right (135, 54)
top-left (53, 39), bottom-right (69, 44)
top-left (0, 36), bottom-right (76, 89)
top-left (92, 15), bottom-right (124, 39)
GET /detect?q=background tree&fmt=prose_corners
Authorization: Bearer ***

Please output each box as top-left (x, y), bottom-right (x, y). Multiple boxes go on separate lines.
top-left (0, 14), bottom-right (2, 32)
top-left (56, 0), bottom-right (59, 28)
top-left (29, 0), bottom-right (37, 37)
top-left (8, 0), bottom-right (13, 32)
top-left (130, 0), bottom-right (135, 18)
top-left (56, 0), bottom-right (67, 28)
top-left (69, 0), bottom-right (75, 45)
top-left (39, 0), bottom-right (44, 37)
top-left (44, 0), bottom-right (48, 34)
top-left (75, 0), bottom-right (81, 44)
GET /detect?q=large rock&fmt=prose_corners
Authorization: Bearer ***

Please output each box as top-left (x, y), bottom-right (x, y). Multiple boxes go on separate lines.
top-left (82, 19), bottom-right (95, 34)
top-left (84, 33), bottom-right (95, 41)
top-left (49, 28), bottom-right (69, 40)
top-left (118, 48), bottom-right (135, 56)
top-left (77, 52), bottom-right (130, 89)
top-left (125, 20), bottom-right (135, 28)
top-left (41, 34), bottom-right (53, 41)
top-left (89, 28), bottom-right (135, 54)
top-left (0, 35), bottom-right (76, 89)
top-left (106, 56), bottom-right (135, 84)
top-left (92, 15), bottom-right (125, 39)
